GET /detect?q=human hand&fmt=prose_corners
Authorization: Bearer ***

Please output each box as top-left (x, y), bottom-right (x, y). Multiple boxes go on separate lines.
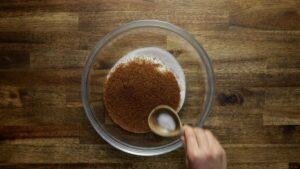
top-left (181, 125), bottom-right (226, 169)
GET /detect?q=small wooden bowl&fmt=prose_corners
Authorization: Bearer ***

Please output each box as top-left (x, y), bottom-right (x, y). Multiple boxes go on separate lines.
top-left (148, 105), bottom-right (182, 137)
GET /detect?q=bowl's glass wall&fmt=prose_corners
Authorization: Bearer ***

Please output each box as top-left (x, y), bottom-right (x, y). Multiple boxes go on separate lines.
top-left (86, 26), bottom-right (208, 149)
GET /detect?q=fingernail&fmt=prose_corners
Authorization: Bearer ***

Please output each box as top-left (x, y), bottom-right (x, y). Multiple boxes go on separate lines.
top-left (186, 125), bottom-right (193, 131)
top-left (184, 124), bottom-right (190, 128)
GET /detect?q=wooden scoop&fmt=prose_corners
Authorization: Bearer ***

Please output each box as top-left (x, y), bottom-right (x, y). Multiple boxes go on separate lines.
top-left (148, 105), bottom-right (182, 137)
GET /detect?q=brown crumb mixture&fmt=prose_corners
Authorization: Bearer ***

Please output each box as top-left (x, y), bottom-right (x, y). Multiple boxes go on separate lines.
top-left (103, 58), bottom-right (180, 133)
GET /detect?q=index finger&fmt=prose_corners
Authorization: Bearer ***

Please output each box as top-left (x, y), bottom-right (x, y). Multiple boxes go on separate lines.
top-left (183, 125), bottom-right (199, 156)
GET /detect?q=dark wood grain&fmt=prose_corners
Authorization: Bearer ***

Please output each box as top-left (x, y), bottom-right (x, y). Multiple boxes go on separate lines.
top-left (0, 0), bottom-right (299, 169)
top-left (264, 88), bottom-right (300, 125)
top-left (229, 0), bottom-right (300, 30)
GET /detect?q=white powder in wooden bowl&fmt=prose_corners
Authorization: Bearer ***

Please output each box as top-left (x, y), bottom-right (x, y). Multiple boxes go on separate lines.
top-left (157, 112), bottom-right (176, 132)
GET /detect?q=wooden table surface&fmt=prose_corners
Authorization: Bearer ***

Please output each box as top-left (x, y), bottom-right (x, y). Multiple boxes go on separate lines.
top-left (0, 0), bottom-right (300, 169)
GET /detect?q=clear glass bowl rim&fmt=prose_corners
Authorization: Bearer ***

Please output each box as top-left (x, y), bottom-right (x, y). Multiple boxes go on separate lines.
top-left (81, 19), bottom-right (216, 156)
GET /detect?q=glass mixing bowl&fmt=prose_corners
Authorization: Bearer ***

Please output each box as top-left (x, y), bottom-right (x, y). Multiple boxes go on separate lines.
top-left (81, 20), bottom-right (215, 156)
